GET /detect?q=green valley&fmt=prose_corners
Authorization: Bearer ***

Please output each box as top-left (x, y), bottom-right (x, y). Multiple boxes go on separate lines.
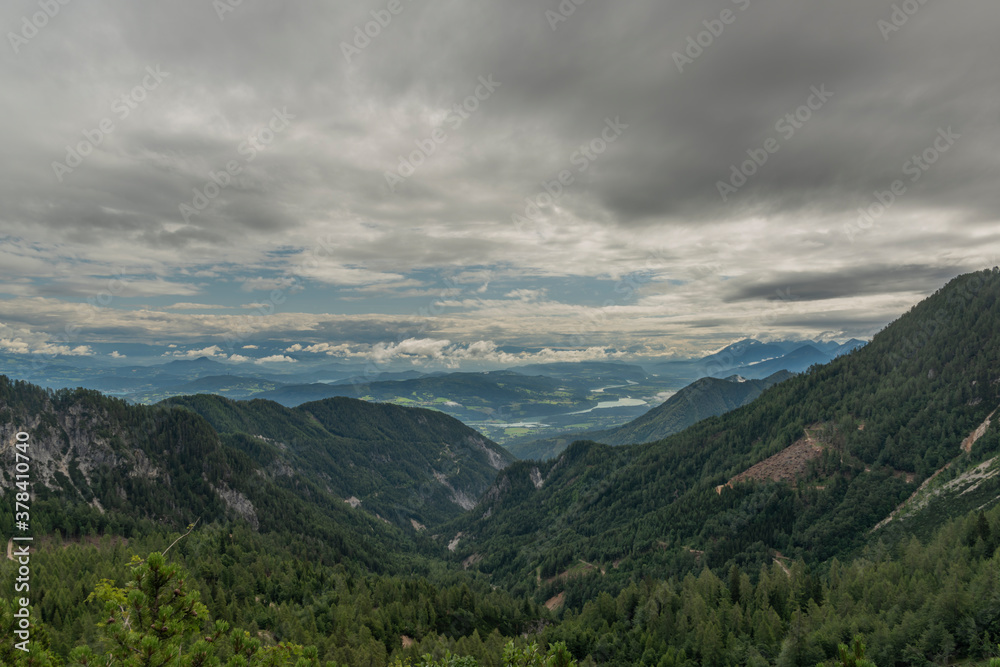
top-left (2, 270), bottom-right (1000, 665)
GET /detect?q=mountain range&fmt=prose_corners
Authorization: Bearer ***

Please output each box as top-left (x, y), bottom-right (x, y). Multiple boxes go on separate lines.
top-left (0, 379), bottom-right (512, 543)
top-left (508, 370), bottom-right (795, 460)
top-left (450, 270), bottom-right (1000, 592)
top-left (2, 269), bottom-right (999, 665)
top-left (647, 338), bottom-right (867, 383)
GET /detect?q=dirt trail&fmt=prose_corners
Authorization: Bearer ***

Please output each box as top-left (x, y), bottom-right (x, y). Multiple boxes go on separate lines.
top-left (6, 539), bottom-right (12, 561)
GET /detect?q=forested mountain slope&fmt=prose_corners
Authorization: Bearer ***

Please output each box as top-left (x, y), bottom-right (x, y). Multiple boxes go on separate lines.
top-left (453, 269), bottom-right (1000, 598)
top-left (163, 393), bottom-right (513, 527)
top-left (0, 381), bottom-right (536, 664)
top-left (509, 371), bottom-right (793, 460)
top-left (1, 270), bottom-right (1000, 665)
top-left (604, 372), bottom-right (794, 446)
top-left (0, 378), bottom-right (410, 571)
top-left (0, 380), bottom-right (511, 568)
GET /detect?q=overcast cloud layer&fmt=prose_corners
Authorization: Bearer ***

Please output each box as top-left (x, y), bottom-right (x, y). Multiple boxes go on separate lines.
top-left (1, 0), bottom-right (998, 367)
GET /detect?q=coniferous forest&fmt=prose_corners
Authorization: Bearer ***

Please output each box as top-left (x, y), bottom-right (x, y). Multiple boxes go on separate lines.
top-left (4, 0), bottom-right (999, 661)
top-left (2, 270), bottom-right (1000, 665)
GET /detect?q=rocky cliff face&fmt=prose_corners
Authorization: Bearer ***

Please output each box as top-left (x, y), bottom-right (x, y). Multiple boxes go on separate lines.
top-left (1, 377), bottom-right (514, 535)
top-left (0, 383), bottom-right (258, 529)
top-left (1, 401), bottom-right (135, 495)
top-left (211, 481), bottom-right (260, 530)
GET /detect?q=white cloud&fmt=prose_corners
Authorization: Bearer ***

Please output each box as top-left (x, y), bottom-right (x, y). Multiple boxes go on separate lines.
top-left (0, 338), bottom-right (93, 356)
top-left (291, 262), bottom-right (407, 287)
top-left (110, 351), bottom-right (126, 358)
top-left (240, 279), bottom-right (296, 293)
top-left (286, 342), bottom-right (362, 356)
top-left (504, 288), bottom-right (546, 301)
top-left (165, 302), bottom-right (231, 310)
top-left (353, 338), bottom-right (622, 369)
top-left (0, 323), bottom-right (94, 356)
top-left (0, 0), bottom-right (997, 372)
top-left (0, 338), bottom-right (29, 354)
top-left (254, 355), bottom-right (298, 364)
top-left (164, 345), bottom-right (226, 359)
top-left (371, 338), bottom-right (452, 364)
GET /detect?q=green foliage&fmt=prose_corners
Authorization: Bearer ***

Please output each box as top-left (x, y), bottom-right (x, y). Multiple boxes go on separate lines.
top-left (3, 269), bottom-right (1000, 666)
top-left (501, 642), bottom-right (575, 667)
top-left (0, 524), bottom-right (545, 666)
top-left (67, 551), bottom-right (216, 665)
top-left (64, 550), bottom-right (319, 666)
top-left (385, 641), bottom-right (578, 667)
top-left (390, 651), bottom-right (479, 666)
top-left (457, 269), bottom-right (1000, 593)
top-left (834, 635), bottom-right (877, 667)
top-left (162, 393), bottom-right (513, 529)
top-left (525, 503), bottom-right (1000, 665)
top-left (0, 598), bottom-right (61, 666)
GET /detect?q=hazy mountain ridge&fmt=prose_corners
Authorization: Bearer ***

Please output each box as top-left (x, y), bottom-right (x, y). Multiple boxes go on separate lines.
top-left (453, 269), bottom-right (1000, 591)
top-left (646, 337), bottom-right (866, 382)
top-left (711, 344), bottom-right (833, 380)
top-left (0, 377), bottom-right (513, 560)
top-left (2, 271), bottom-right (1000, 665)
top-left (164, 393), bottom-right (514, 525)
top-left (508, 371), bottom-right (795, 460)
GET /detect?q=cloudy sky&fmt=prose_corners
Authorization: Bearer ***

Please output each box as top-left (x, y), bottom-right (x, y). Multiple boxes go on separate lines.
top-left (1, 0), bottom-right (998, 368)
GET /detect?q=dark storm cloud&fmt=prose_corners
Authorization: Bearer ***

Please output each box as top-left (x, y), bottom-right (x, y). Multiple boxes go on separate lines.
top-left (1, 0), bottom-right (998, 358)
top-left (723, 264), bottom-right (964, 303)
top-left (352, 0), bottom-right (1000, 224)
top-left (5, 0), bottom-right (997, 244)
top-left (765, 312), bottom-right (907, 334)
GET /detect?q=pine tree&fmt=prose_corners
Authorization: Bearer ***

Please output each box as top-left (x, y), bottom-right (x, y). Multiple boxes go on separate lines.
top-left (836, 635), bottom-right (877, 667)
top-left (67, 551), bottom-right (320, 666)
